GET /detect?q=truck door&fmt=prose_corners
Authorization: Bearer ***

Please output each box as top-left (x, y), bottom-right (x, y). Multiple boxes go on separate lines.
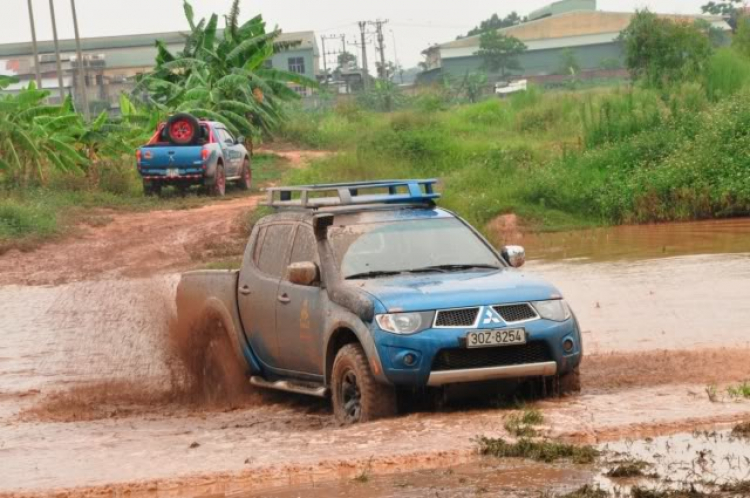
top-left (237, 223), bottom-right (295, 368)
top-left (276, 224), bottom-right (325, 374)
top-left (217, 128), bottom-right (240, 177)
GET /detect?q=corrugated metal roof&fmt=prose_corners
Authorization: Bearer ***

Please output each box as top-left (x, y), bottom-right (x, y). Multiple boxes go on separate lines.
top-left (438, 10), bottom-right (729, 51)
top-left (441, 31), bottom-right (620, 59)
top-left (0, 29), bottom-right (316, 59)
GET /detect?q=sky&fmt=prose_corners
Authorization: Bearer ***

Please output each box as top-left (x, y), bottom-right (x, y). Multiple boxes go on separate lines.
top-left (2, 0), bottom-right (711, 70)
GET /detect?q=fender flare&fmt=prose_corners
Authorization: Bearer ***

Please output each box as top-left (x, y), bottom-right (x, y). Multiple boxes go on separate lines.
top-left (323, 315), bottom-right (388, 387)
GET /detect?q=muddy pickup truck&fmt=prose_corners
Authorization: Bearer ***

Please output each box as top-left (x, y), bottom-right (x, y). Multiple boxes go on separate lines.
top-left (176, 179), bottom-right (583, 423)
top-left (136, 113), bottom-right (251, 196)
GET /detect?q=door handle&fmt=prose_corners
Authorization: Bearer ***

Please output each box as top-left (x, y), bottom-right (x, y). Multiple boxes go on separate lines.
top-left (277, 293), bottom-right (291, 304)
top-left (239, 285), bottom-right (252, 295)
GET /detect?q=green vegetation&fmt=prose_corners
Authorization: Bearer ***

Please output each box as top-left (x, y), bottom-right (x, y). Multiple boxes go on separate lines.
top-left (477, 436), bottom-right (599, 464)
top-left (726, 381), bottom-right (750, 399)
top-left (503, 407), bottom-right (544, 437)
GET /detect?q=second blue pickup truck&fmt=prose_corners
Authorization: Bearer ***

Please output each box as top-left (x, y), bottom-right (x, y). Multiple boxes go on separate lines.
top-left (136, 113), bottom-right (251, 196)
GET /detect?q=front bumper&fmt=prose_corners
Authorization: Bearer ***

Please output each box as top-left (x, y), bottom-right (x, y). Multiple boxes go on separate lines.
top-left (372, 315), bottom-right (582, 388)
top-left (426, 361), bottom-right (558, 386)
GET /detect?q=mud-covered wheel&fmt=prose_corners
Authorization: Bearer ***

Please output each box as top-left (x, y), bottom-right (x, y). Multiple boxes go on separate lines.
top-left (208, 164), bottom-right (226, 197)
top-left (143, 181), bottom-right (161, 197)
top-left (237, 158), bottom-right (252, 191)
top-left (201, 321), bottom-right (246, 406)
top-left (558, 366), bottom-right (581, 395)
top-left (332, 343), bottom-right (397, 424)
top-left (166, 113), bottom-right (200, 145)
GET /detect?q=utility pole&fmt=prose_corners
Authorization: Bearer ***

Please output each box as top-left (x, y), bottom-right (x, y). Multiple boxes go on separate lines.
top-left (70, 0), bottom-right (90, 120)
top-left (358, 21), bottom-right (370, 90)
top-left (26, 0), bottom-right (42, 88)
top-left (368, 19), bottom-right (389, 80)
top-left (48, 0), bottom-right (65, 101)
top-left (321, 34), bottom-right (348, 91)
top-left (390, 30), bottom-right (404, 84)
top-left (320, 35), bottom-right (328, 85)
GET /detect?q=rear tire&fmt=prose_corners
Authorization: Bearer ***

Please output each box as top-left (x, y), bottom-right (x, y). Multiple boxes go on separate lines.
top-left (201, 326), bottom-right (247, 406)
top-left (237, 158), bottom-right (252, 191)
top-left (208, 164), bottom-right (226, 197)
top-left (331, 344), bottom-right (397, 424)
top-left (143, 181), bottom-right (161, 197)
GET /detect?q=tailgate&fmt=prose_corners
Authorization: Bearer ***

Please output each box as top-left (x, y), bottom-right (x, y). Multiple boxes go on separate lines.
top-left (139, 145), bottom-right (204, 168)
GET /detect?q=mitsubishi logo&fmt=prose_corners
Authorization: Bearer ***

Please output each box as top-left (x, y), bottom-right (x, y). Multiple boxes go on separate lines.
top-left (480, 306), bottom-right (503, 327)
top-left (169, 154), bottom-right (175, 164)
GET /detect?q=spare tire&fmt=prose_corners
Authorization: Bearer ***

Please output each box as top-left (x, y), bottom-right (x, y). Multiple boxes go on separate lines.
top-left (166, 113), bottom-right (200, 145)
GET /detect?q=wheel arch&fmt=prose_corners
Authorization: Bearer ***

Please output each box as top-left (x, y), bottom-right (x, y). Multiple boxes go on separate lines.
top-left (323, 317), bottom-right (387, 387)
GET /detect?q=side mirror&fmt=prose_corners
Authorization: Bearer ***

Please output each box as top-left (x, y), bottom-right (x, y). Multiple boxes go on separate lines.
top-left (235, 135), bottom-right (245, 145)
top-left (501, 245), bottom-right (526, 268)
top-left (287, 261), bottom-right (319, 286)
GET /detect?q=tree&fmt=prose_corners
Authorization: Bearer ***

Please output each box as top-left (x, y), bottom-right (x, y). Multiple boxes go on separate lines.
top-left (337, 51), bottom-right (357, 70)
top-left (702, 0), bottom-right (743, 31)
top-left (733, 15), bottom-right (750, 57)
top-left (137, 0), bottom-right (316, 145)
top-left (475, 31), bottom-right (527, 79)
top-left (461, 12), bottom-right (525, 38)
top-left (557, 48), bottom-right (581, 76)
top-left (620, 10), bottom-right (713, 88)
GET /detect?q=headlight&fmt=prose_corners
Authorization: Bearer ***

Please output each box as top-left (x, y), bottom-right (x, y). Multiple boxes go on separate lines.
top-left (533, 300), bottom-right (571, 322)
top-left (375, 312), bottom-right (434, 335)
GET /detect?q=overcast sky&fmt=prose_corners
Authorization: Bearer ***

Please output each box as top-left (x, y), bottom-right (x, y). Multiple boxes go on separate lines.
top-left (3, 0), bottom-right (710, 69)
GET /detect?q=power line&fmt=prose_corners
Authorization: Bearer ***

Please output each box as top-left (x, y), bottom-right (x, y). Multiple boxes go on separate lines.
top-left (367, 19), bottom-right (389, 80)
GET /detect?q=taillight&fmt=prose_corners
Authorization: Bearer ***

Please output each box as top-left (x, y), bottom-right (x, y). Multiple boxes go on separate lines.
top-left (201, 148), bottom-right (210, 161)
top-left (136, 149), bottom-right (142, 164)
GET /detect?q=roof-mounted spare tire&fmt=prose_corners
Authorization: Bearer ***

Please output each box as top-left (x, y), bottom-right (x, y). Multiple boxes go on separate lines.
top-left (166, 113), bottom-right (200, 145)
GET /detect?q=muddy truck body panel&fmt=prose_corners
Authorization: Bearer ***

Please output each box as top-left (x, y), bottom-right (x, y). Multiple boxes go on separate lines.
top-left (176, 180), bottom-right (583, 423)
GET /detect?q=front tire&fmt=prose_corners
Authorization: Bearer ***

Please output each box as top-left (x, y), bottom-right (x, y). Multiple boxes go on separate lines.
top-left (208, 164), bottom-right (226, 197)
top-left (558, 366), bottom-right (581, 394)
top-left (331, 344), bottom-right (397, 424)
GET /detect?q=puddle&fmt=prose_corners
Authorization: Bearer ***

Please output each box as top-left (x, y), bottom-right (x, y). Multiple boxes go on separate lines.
top-left (518, 218), bottom-right (750, 263)
top-left (243, 429), bottom-right (750, 498)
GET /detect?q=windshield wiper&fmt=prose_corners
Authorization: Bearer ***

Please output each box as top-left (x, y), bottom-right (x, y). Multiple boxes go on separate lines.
top-left (345, 270), bottom-right (404, 280)
top-left (406, 264), bottom-right (502, 273)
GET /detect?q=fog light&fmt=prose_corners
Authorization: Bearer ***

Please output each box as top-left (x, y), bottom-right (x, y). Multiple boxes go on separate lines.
top-left (403, 354), bottom-right (416, 366)
top-left (563, 339), bottom-right (575, 353)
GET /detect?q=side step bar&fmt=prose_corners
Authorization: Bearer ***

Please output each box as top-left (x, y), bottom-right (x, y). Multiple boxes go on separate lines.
top-left (249, 376), bottom-right (328, 398)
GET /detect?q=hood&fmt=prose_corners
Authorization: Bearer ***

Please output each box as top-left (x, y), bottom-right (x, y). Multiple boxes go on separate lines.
top-left (354, 269), bottom-right (561, 313)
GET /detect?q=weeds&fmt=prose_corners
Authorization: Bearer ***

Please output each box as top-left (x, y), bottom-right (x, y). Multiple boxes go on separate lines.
top-left (560, 485), bottom-right (609, 498)
top-left (705, 385), bottom-right (719, 403)
top-left (353, 457), bottom-right (373, 483)
top-left (504, 407), bottom-right (544, 437)
top-left (726, 382), bottom-right (750, 399)
top-left (605, 459), bottom-right (656, 478)
top-left (477, 436), bottom-right (599, 464)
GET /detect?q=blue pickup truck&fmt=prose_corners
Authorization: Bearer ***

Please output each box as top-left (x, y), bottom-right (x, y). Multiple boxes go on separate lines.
top-left (176, 180), bottom-right (583, 423)
top-left (136, 113), bottom-right (251, 196)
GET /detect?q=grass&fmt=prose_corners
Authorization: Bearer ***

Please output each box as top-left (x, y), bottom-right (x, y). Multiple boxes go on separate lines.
top-left (560, 485), bottom-right (609, 498)
top-left (726, 381), bottom-right (750, 399)
top-left (0, 153), bottom-right (287, 252)
top-left (604, 459), bottom-right (656, 478)
top-left (280, 51), bottom-right (750, 233)
top-left (477, 436), bottom-right (599, 464)
top-left (503, 407), bottom-right (544, 437)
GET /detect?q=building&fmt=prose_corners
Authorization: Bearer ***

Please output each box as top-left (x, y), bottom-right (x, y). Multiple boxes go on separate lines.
top-left (0, 30), bottom-right (319, 112)
top-left (420, 0), bottom-right (731, 83)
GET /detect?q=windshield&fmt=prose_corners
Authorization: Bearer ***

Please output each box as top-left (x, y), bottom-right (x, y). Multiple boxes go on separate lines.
top-left (329, 218), bottom-right (503, 279)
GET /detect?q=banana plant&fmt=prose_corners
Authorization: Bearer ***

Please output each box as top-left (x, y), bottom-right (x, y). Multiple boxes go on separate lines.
top-left (136, 0), bottom-right (316, 144)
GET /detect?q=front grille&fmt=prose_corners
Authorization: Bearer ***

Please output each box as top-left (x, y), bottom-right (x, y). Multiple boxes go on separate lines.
top-left (493, 304), bottom-right (538, 323)
top-left (432, 342), bottom-right (552, 371)
top-left (435, 308), bottom-right (479, 327)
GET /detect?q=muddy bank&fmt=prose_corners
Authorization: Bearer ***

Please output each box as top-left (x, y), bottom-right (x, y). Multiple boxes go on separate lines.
top-left (0, 195), bottom-right (259, 286)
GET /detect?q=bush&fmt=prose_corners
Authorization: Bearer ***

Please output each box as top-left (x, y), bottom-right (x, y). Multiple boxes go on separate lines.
top-left (0, 199), bottom-right (57, 239)
top-left (704, 48), bottom-right (750, 101)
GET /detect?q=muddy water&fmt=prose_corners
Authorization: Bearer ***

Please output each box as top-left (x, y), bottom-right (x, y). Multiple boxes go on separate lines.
top-left (1, 218), bottom-right (750, 496)
top-left (520, 218), bottom-right (750, 263)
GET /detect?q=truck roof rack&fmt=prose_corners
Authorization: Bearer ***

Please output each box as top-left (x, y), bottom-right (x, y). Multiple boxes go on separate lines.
top-left (263, 179), bottom-right (440, 209)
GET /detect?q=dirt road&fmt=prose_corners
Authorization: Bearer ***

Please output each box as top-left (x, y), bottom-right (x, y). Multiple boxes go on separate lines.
top-left (1, 188), bottom-right (750, 497)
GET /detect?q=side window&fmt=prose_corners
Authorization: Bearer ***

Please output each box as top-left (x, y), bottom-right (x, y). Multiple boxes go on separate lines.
top-left (290, 226), bottom-right (318, 264)
top-left (223, 128), bottom-right (235, 145)
top-left (257, 224), bottom-right (295, 277)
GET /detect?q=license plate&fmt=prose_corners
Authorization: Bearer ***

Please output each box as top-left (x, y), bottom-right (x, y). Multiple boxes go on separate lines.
top-left (466, 328), bottom-right (526, 349)
top-left (166, 168), bottom-right (179, 178)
